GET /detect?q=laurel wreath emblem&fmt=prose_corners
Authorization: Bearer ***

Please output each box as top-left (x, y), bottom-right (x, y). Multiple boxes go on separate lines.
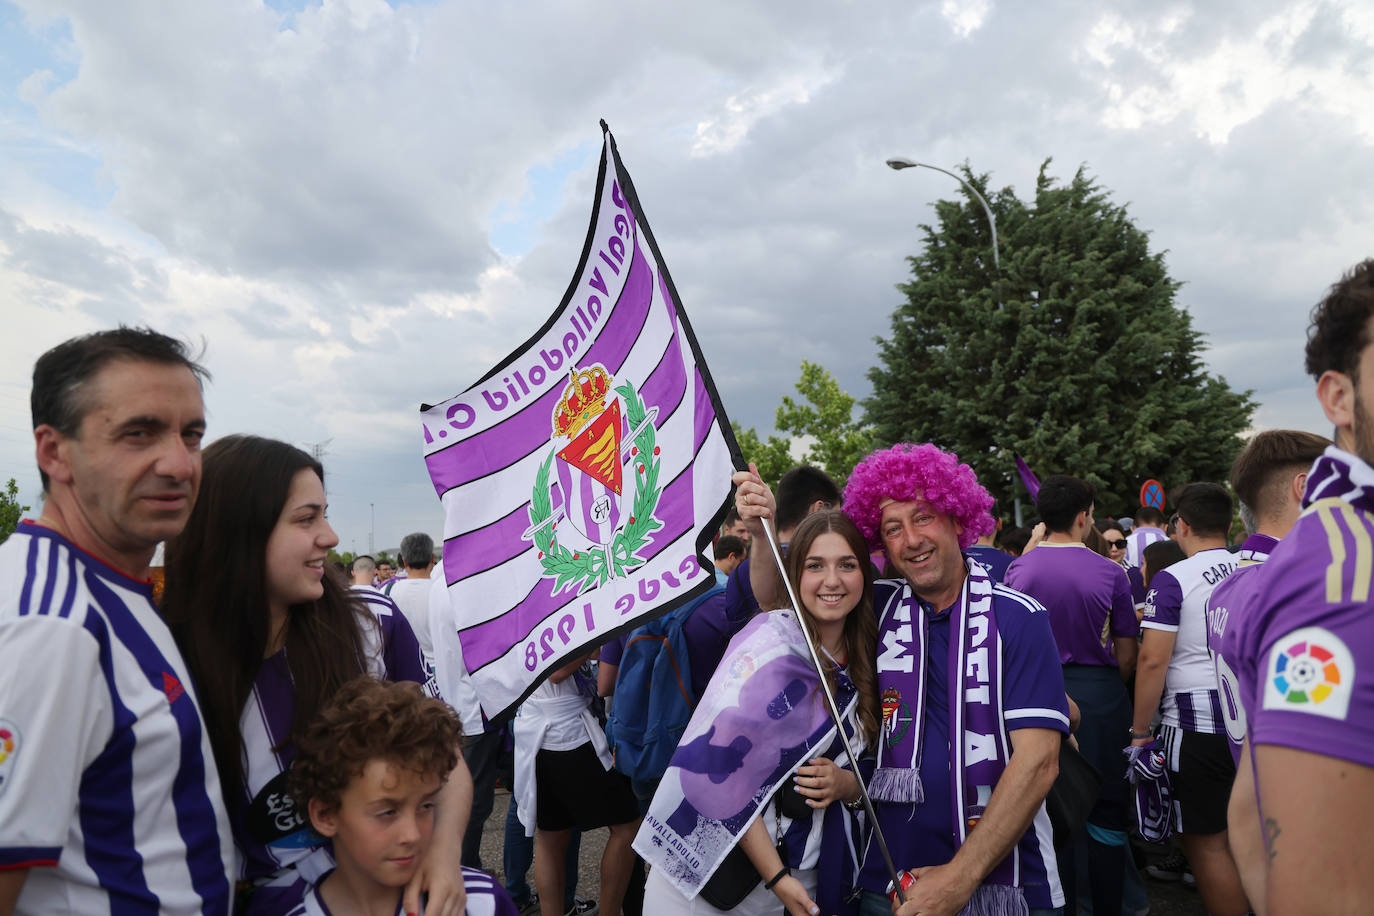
top-left (528, 380), bottom-right (663, 594)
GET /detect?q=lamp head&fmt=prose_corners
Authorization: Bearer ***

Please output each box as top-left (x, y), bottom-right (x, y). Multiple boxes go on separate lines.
top-left (885, 157), bottom-right (919, 170)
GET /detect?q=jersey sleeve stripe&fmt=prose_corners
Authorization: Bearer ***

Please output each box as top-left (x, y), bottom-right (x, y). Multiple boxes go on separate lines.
top-left (1139, 621), bottom-right (1180, 633)
top-left (0, 847), bottom-right (62, 869)
top-left (38, 539), bottom-right (59, 619)
top-left (990, 585), bottom-right (1045, 613)
top-left (1006, 707), bottom-right (1071, 727)
top-left (59, 551), bottom-right (79, 618)
top-left (1317, 503), bottom-right (1348, 603)
top-left (19, 535), bottom-right (39, 617)
top-left (1340, 503), bottom-right (1373, 601)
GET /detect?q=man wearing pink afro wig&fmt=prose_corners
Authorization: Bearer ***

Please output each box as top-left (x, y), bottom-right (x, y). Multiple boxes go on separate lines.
top-left (845, 443), bottom-right (1068, 916)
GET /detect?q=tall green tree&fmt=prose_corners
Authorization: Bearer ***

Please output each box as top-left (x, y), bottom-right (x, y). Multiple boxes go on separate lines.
top-left (0, 479), bottom-right (29, 542)
top-left (738, 360), bottom-right (875, 490)
top-left (865, 162), bottom-right (1255, 516)
top-left (733, 426), bottom-right (793, 489)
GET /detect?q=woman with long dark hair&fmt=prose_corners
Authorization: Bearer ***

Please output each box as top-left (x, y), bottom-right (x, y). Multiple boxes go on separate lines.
top-left (162, 435), bottom-right (470, 916)
top-left (639, 509), bottom-right (879, 916)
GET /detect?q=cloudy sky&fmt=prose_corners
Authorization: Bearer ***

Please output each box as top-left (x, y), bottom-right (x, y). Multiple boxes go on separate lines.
top-left (2, 0), bottom-right (1370, 551)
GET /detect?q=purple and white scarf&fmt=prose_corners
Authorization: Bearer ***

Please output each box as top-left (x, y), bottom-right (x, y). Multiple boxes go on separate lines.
top-left (873, 558), bottom-right (1026, 913)
top-left (1304, 445), bottom-right (1374, 514)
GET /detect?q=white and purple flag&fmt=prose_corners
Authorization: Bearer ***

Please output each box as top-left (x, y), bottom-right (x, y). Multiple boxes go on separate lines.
top-left (421, 126), bottom-right (741, 719)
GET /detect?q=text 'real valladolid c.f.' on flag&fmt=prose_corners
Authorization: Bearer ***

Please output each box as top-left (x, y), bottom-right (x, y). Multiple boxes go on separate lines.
top-left (420, 126), bottom-right (741, 719)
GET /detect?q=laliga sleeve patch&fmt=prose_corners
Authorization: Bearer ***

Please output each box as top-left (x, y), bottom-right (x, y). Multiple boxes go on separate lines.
top-left (1262, 627), bottom-right (1354, 720)
top-left (0, 719), bottom-right (19, 799)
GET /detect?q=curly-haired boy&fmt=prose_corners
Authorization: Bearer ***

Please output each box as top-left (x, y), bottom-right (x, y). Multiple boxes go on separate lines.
top-left (287, 677), bottom-right (517, 916)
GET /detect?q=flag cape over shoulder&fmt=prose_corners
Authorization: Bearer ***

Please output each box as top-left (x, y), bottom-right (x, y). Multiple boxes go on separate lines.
top-left (420, 125), bottom-right (742, 720)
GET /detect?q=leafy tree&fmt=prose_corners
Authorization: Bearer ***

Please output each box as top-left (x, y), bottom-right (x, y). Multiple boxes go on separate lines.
top-left (865, 162), bottom-right (1255, 516)
top-left (733, 426), bottom-right (793, 490)
top-left (737, 360), bottom-right (875, 490)
top-left (327, 549), bottom-right (356, 567)
top-left (775, 361), bottom-right (875, 489)
top-left (0, 479), bottom-right (29, 542)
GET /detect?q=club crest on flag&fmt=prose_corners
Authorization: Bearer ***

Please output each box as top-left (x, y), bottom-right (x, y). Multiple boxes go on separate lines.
top-left (524, 364), bottom-right (664, 594)
top-left (420, 124), bottom-right (742, 720)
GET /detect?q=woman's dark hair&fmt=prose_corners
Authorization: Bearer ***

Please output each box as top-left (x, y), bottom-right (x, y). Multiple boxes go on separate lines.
top-left (784, 509), bottom-right (880, 749)
top-left (1142, 539), bottom-right (1186, 587)
top-left (161, 434), bottom-right (375, 811)
top-left (1082, 525), bottom-right (1112, 558)
top-left (997, 526), bottom-right (1032, 556)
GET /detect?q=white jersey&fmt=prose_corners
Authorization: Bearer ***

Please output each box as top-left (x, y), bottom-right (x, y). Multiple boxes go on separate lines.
top-left (427, 574), bottom-right (485, 736)
top-left (387, 577), bottom-right (435, 660)
top-left (284, 866), bottom-right (518, 916)
top-left (0, 524), bottom-right (234, 915)
top-left (1141, 546), bottom-right (1237, 733)
top-left (1123, 526), bottom-right (1168, 569)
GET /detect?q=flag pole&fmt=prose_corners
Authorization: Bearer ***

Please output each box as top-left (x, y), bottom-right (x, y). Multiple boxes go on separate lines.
top-left (757, 518), bottom-right (907, 906)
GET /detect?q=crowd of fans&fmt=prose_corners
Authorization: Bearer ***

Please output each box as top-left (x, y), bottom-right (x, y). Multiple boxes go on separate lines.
top-left (2, 259), bottom-right (1372, 916)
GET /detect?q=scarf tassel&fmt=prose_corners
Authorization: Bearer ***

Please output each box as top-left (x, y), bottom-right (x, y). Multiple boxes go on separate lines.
top-left (960, 883), bottom-right (1028, 916)
top-left (868, 766), bottom-right (923, 804)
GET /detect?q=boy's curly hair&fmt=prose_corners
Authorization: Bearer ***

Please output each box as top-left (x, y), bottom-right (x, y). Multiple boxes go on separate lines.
top-left (289, 677), bottom-right (463, 812)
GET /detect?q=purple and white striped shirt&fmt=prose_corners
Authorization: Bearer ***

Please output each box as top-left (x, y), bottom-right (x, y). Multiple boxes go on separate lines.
top-left (1141, 547), bottom-right (1237, 733)
top-left (284, 867), bottom-right (519, 916)
top-left (0, 524), bottom-right (234, 915)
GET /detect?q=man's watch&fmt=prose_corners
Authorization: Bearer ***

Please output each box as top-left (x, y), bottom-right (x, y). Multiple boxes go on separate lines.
top-left (1129, 729), bottom-right (1153, 739)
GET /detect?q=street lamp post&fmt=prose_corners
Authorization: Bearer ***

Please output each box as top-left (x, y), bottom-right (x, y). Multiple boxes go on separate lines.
top-left (886, 156), bottom-right (1022, 524)
top-left (884, 157), bottom-right (999, 270)
top-left (370, 503), bottom-right (375, 554)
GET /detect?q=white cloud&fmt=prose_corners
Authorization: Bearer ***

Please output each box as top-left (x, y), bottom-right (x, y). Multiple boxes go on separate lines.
top-left (1, 0), bottom-right (1370, 538)
top-left (692, 69), bottom-right (838, 157)
top-left (1085, 3), bottom-right (1374, 144)
top-left (941, 0), bottom-right (992, 38)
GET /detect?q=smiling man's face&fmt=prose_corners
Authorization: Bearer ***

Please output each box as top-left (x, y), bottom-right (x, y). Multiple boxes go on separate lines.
top-left (879, 496), bottom-right (967, 611)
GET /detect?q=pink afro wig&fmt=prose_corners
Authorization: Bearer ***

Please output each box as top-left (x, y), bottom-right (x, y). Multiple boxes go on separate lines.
top-left (843, 443), bottom-right (995, 552)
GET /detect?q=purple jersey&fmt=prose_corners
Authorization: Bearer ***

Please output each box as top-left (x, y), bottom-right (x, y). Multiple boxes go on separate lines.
top-left (965, 544), bottom-right (1014, 583)
top-left (1127, 565), bottom-right (1146, 609)
top-left (859, 579), bottom-right (1067, 909)
top-left (1206, 533), bottom-right (1278, 763)
top-left (1238, 496), bottom-right (1374, 768)
top-left (1005, 542), bottom-right (1138, 667)
top-left (723, 556), bottom-right (760, 630)
top-left (1141, 548), bottom-right (1237, 733)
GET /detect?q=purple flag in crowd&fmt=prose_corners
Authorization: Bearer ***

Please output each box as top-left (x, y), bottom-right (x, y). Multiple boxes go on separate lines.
top-left (420, 126), bottom-right (741, 719)
top-left (1015, 454), bottom-right (1041, 501)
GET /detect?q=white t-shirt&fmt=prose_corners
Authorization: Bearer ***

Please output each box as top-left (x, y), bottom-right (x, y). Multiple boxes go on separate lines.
top-left (0, 525), bottom-right (235, 915)
top-left (387, 576), bottom-right (436, 660)
top-left (428, 574), bottom-right (486, 736)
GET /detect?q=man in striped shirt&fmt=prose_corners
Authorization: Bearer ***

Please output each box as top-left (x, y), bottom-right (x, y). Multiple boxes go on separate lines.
top-left (1131, 482), bottom-right (1245, 916)
top-left (0, 328), bottom-right (233, 915)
